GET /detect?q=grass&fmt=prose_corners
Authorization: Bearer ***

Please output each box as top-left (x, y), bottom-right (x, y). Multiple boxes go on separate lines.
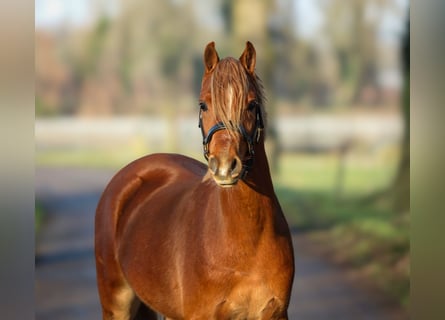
top-left (36, 146), bottom-right (203, 170)
top-left (36, 147), bottom-right (148, 169)
top-left (275, 151), bottom-right (398, 196)
top-left (274, 152), bottom-right (410, 307)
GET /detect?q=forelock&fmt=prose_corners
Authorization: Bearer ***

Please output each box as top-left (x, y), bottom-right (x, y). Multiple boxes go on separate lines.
top-left (210, 58), bottom-right (248, 132)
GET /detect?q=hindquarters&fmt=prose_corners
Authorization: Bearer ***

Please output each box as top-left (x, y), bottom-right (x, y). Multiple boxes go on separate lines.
top-left (95, 186), bottom-right (161, 320)
top-left (94, 154), bottom-right (207, 319)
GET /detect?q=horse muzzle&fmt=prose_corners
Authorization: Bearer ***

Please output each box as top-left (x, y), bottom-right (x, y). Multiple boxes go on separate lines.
top-left (208, 154), bottom-right (243, 186)
top-left (199, 108), bottom-right (264, 186)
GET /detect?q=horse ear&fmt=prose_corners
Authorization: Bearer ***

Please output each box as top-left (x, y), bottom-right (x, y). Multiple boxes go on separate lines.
top-left (239, 41), bottom-right (256, 74)
top-left (204, 41), bottom-right (220, 73)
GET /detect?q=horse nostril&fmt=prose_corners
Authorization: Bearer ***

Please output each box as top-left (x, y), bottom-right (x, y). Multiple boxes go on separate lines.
top-left (231, 159), bottom-right (237, 171)
top-left (208, 156), bottom-right (218, 175)
top-left (230, 157), bottom-right (242, 178)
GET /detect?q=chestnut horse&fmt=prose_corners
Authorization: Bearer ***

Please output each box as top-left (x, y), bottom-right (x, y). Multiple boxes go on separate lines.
top-left (95, 41), bottom-right (294, 320)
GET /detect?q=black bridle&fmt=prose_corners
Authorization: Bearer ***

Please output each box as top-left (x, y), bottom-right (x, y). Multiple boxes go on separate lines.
top-left (198, 103), bottom-right (264, 178)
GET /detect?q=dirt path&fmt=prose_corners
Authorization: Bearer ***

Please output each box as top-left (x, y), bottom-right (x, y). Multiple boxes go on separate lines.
top-left (35, 166), bottom-right (407, 320)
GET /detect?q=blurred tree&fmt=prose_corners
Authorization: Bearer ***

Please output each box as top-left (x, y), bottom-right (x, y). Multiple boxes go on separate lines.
top-left (266, 0), bottom-right (299, 172)
top-left (223, 0), bottom-right (292, 173)
top-left (35, 32), bottom-right (72, 115)
top-left (322, 0), bottom-right (404, 106)
top-left (362, 14), bottom-right (409, 214)
top-left (221, 0), bottom-right (233, 34)
top-left (392, 16), bottom-right (409, 213)
top-left (60, 0), bottom-right (198, 116)
top-left (85, 16), bottom-right (111, 77)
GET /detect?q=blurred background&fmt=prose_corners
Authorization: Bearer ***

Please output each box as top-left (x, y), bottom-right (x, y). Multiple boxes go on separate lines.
top-left (35, 0), bottom-right (410, 315)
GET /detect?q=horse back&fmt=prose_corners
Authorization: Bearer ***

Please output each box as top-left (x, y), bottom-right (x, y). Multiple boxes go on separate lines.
top-left (96, 152), bottom-right (206, 243)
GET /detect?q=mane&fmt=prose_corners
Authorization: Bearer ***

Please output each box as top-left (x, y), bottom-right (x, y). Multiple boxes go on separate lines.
top-left (210, 57), bottom-right (267, 135)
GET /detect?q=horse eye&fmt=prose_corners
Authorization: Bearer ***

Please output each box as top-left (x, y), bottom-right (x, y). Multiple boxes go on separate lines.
top-left (247, 101), bottom-right (258, 111)
top-left (199, 102), bottom-right (208, 111)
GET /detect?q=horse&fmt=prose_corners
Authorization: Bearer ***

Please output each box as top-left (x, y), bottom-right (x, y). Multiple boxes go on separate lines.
top-left (95, 41), bottom-right (295, 320)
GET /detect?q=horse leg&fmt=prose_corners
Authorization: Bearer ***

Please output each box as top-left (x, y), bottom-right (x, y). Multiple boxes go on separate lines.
top-left (96, 256), bottom-right (163, 320)
top-left (277, 310), bottom-right (289, 320)
top-left (259, 297), bottom-right (289, 320)
top-left (133, 302), bottom-right (160, 320)
top-left (97, 274), bottom-right (159, 320)
top-left (96, 233), bottom-right (141, 320)
top-left (96, 267), bottom-right (140, 320)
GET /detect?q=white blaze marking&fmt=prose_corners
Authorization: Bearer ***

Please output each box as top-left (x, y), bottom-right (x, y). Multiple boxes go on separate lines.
top-left (227, 85), bottom-right (233, 118)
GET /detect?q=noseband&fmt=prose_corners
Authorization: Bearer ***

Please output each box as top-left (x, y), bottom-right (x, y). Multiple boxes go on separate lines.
top-left (198, 104), bottom-right (264, 178)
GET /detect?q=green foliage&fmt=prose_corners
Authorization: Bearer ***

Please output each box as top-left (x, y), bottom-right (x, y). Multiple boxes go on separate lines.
top-left (35, 202), bottom-right (45, 233)
top-left (81, 16), bottom-right (111, 77)
top-left (89, 16), bottom-right (110, 67)
top-left (274, 153), bottom-right (409, 307)
top-left (36, 96), bottom-right (57, 117)
top-left (160, 39), bottom-right (183, 78)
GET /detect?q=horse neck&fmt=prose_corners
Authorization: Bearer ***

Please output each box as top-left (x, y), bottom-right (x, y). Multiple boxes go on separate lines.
top-left (213, 141), bottom-right (278, 242)
top-left (242, 139), bottom-right (275, 195)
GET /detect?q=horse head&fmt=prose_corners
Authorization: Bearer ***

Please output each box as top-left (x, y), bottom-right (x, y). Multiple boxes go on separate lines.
top-left (199, 41), bottom-right (266, 187)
